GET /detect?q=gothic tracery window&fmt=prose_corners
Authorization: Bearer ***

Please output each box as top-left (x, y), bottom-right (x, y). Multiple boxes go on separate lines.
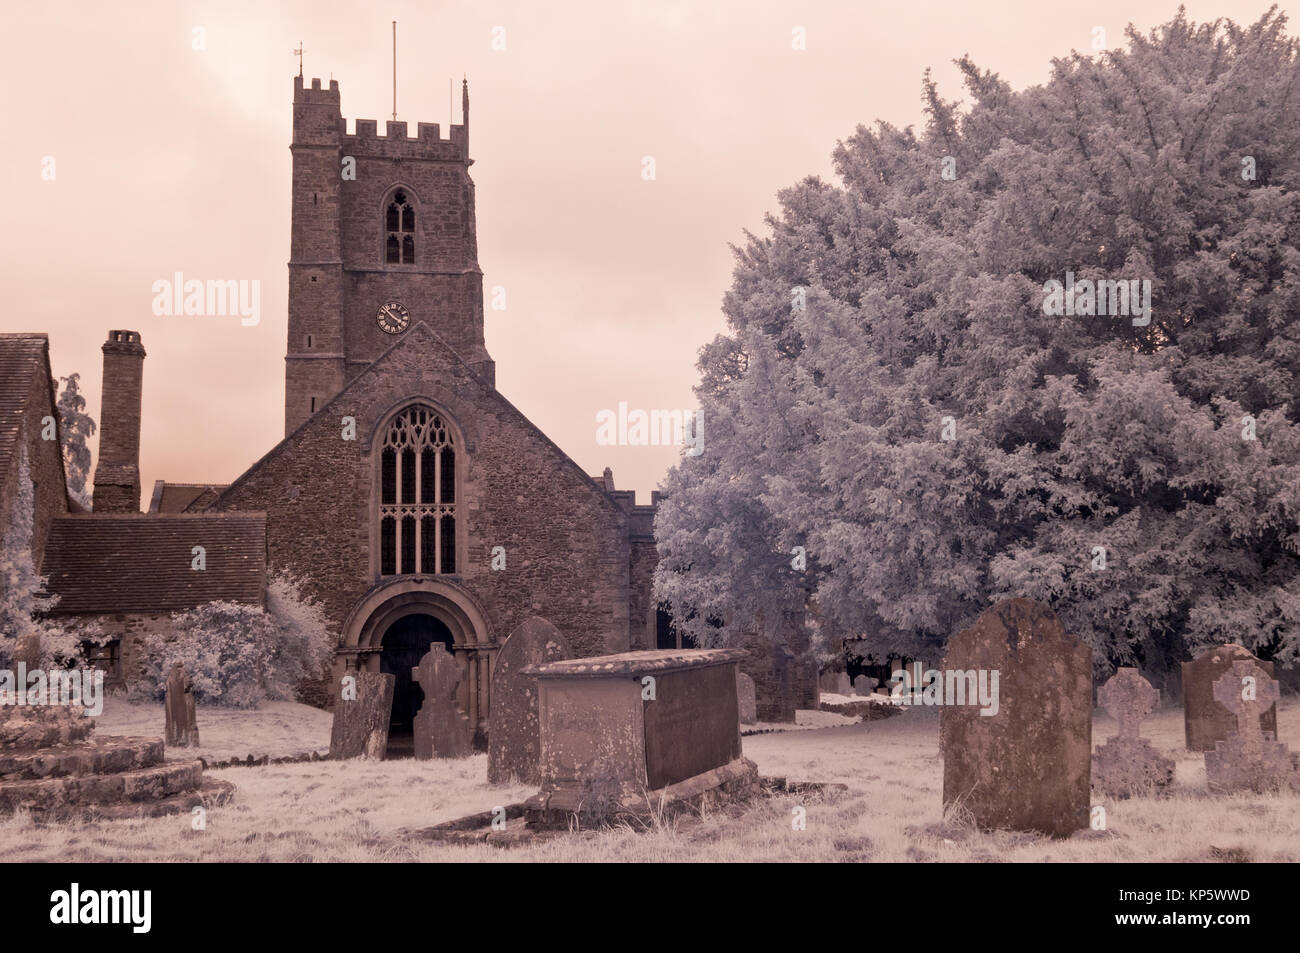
top-left (379, 407), bottom-right (457, 575)
top-left (385, 189), bottom-right (415, 264)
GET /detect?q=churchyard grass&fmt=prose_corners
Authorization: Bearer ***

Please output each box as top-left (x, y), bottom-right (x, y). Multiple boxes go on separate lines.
top-left (1, 697), bottom-right (1296, 862)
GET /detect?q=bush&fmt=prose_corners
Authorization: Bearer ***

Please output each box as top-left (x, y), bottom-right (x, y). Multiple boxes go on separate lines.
top-left (131, 574), bottom-right (335, 708)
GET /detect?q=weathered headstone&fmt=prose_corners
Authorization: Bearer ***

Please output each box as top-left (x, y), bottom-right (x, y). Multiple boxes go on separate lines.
top-left (164, 663), bottom-right (199, 748)
top-left (1182, 644), bottom-right (1277, 751)
top-left (329, 671), bottom-right (394, 760)
top-left (736, 671), bottom-right (758, 725)
top-left (1092, 668), bottom-right (1174, 798)
top-left (1205, 660), bottom-right (1299, 795)
top-left (819, 670), bottom-right (845, 694)
top-left (523, 649), bottom-right (758, 829)
top-left (854, 676), bottom-right (878, 697)
top-left (488, 618), bottom-right (572, 783)
top-left (940, 598), bottom-right (1091, 837)
top-left (13, 634), bottom-right (42, 669)
top-left (412, 644), bottom-right (473, 759)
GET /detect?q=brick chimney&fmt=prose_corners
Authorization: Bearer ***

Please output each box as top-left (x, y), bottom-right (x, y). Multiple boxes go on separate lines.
top-left (92, 330), bottom-right (146, 512)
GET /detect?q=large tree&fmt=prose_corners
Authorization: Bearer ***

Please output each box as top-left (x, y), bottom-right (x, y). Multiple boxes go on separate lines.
top-left (654, 8), bottom-right (1300, 677)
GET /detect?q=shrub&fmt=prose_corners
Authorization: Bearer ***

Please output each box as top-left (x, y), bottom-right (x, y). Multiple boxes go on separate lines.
top-left (131, 574), bottom-right (334, 708)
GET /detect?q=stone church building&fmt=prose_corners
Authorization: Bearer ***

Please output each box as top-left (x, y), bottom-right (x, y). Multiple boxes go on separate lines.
top-left (1, 73), bottom-right (815, 744)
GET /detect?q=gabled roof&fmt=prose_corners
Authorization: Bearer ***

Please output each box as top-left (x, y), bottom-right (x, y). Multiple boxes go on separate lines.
top-left (40, 513), bottom-right (267, 614)
top-left (0, 334), bottom-right (63, 492)
top-left (148, 481), bottom-right (229, 514)
top-left (214, 321), bottom-right (626, 522)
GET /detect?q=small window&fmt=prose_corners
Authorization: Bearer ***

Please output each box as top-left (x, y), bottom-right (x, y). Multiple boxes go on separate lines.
top-left (310, 396), bottom-right (318, 413)
top-left (305, 334), bottom-right (313, 348)
top-left (385, 189), bottom-right (415, 266)
top-left (83, 639), bottom-right (122, 684)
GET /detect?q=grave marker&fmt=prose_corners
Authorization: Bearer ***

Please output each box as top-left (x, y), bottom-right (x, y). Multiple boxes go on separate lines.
top-left (1204, 660), bottom-right (1299, 795)
top-left (488, 617), bottom-right (572, 783)
top-left (1092, 668), bottom-right (1174, 798)
top-left (412, 645), bottom-right (473, 759)
top-left (164, 662), bottom-right (199, 748)
top-left (329, 671), bottom-right (394, 760)
top-left (941, 598), bottom-right (1091, 837)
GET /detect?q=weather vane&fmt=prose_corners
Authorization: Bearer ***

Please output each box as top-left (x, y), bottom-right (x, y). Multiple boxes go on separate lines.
top-left (293, 41), bottom-right (304, 77)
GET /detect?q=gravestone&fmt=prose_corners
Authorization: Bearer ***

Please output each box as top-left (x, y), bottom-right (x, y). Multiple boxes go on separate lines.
top-left (1182, 645), bottom-right (1277, 751)
top-left (736, 671), bottom-right (758, 725)
top-left (13, 634), bottom-right (42, 668)
top-left (164, 663), bottom-right (199, 748)
top-left (523, 649), bottom-right (758, 829)
top-left (854, 676), bottom-right (878, 697)
top-left (1204, 660), bottom-right (1299, 795)
top-left (819, 670), bottom-right (851, 695)
top-left (329, 671), bottom-right (394, 760)
top-left (940, 598), bottom-right (1091, 837)
top-left (412, 645), bottom-right (473, 759)
top-left (1092, 668), bottom-right (1174, 798)
top-left (488, 618), bottom-right (572, 783)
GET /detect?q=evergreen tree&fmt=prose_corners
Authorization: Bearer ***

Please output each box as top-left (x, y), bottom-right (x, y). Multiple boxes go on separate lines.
top-left (56, 373), bottom-right (96, 508)
top-left (655, 9), bottom-right (1300, 676)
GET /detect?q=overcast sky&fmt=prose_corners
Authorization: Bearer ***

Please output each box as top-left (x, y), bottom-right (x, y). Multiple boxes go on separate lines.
top-left (0, 0), bottom-right (1286, 505)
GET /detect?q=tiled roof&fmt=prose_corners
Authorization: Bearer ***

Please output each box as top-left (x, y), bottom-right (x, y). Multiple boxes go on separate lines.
top-left (41, 513), bottom-right (267, 614)
top-left (0, 334), bottom-right (48, 482)
top-left (148, 481), bottom-right (229, 514)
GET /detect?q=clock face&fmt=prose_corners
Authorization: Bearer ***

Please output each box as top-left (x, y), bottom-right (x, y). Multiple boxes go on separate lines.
top-left (376, 301), bottom-right (410, 335)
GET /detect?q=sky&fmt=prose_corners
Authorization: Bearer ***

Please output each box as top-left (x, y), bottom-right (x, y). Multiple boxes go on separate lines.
top-left (0, 0), bottom-right (1289, 506)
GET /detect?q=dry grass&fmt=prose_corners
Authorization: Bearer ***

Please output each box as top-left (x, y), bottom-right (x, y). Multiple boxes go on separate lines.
top-left (1, 698), bottom-right (1297, 862)
top-left (94, 697), bottom-right (332, 762)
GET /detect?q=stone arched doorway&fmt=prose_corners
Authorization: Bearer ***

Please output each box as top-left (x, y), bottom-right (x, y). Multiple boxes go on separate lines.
top-left (380, 614), bottom-right (455, 756)
top-left (338, 578), bottom-right (497, 754)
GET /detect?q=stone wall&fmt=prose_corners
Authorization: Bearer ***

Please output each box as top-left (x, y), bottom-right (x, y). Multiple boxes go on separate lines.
top-left (216, 323), bottom-right (632, 662)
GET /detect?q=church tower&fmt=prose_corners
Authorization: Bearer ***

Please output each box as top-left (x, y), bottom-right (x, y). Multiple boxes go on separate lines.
top-left (285, 74), bottom-right (494, 434)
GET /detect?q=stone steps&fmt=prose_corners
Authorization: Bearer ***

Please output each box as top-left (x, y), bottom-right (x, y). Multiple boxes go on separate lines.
top-left (0, 737), bottom-right (165, 781)
top-left (43, 777), bottom-right (237, 823)
top-left (0, 760), bottom-right (204, 815)
top-left (0, 709), bottom-right (95, 750)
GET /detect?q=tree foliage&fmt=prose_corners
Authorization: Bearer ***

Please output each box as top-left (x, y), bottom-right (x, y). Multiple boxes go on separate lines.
top-left (654, 8), bottom-right (1300, 675)
top-left (0, 448), bottom-right (85, 667)
top-left (56, 373), bottom-right (96, 508)
top-left (132, 574), bottom-right (334, 708)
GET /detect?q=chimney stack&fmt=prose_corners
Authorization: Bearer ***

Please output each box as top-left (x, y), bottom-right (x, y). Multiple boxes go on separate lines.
top-left (92, 330), bottom-right (145, 513)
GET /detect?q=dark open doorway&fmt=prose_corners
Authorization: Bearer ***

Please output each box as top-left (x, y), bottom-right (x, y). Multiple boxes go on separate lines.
top-left (380, 613), bottom-right (454, 757)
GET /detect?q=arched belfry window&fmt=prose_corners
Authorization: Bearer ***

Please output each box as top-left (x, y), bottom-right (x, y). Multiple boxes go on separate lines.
top-left (385, 189), bottom-right (415, 264)
top-left (379, 406), bottom-right (457, 575)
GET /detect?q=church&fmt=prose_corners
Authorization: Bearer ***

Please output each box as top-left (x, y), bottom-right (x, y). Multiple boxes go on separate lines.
top-left (0, 72), bottom-right (816, 744)
top-left (2, 73), bottom-right (673, 746)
